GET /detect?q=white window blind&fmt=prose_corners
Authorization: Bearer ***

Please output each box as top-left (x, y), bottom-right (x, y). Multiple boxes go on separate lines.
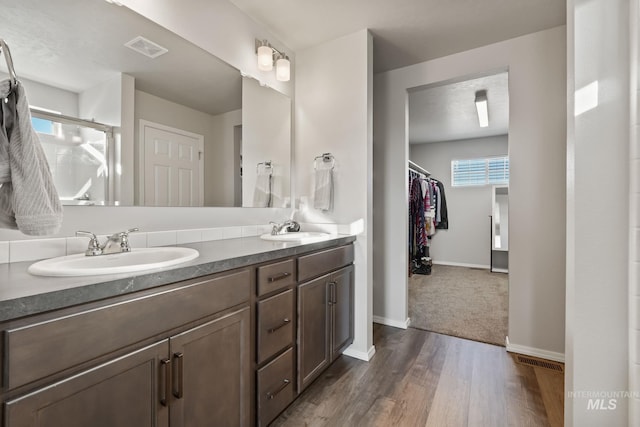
top-left (451, 156), bottom-right (509, 187)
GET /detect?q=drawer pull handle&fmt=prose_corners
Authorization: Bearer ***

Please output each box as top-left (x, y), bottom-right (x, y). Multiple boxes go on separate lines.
top-left (266, 378), bottom-right (291, 400)
top-left (329, 281), bottom-right (337, 305)
top-left (268, 318), bottom-right (291, 333)
top-left (160, 358), bottom-right (171, 406)
top-left (173, 352), bottom-right (184, 399)
top-left (268, 272), bottom-right (291, 283)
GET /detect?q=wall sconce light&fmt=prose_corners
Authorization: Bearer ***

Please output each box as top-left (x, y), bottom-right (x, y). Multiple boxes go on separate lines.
top-left (256, 39), bottom-right (290, 82)
top-left (475, 90), bottom-right (489, 128)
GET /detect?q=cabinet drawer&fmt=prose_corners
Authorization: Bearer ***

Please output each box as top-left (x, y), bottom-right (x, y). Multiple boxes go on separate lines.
top-left (257, 258), bottom-right (295, 296)
top-left (257, 289), bottom-right (294, 364)
top-left (5, 269), bottom-right (251, 390)
top-left (257, 347), bottom-right (295, 427)
top-left (297, 244), bottom-right (354, 282)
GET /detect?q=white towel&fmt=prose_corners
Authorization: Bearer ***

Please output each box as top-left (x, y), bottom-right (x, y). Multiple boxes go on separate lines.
top-left (253, 172), bottom-right (272, 207)
top-left (0, 79), bottom-right (62, 235)
top-left (313, 168), bottom-right (333, 211)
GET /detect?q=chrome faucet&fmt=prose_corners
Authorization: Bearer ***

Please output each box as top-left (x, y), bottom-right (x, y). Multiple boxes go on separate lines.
top-left (269, 220), bottom-right (300, 235)
top-left (76, 228), bottom-right (139, 256)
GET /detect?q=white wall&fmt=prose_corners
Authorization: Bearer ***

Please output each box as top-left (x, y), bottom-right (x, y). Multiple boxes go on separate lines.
top-left (133, 89), bottom-right (241, 206)
top-left (409, 135), bottom-right (508, 268)
top-left (566, 0), bottom-right (631, 425)
top-left (208, 109), bottom-right (243, 207)
top-left (374, 27), bottom-right (567, 356)
top-left (295, 30), bottom-right (374, 360)
top-left (243, 77), bottom-right (292, 208)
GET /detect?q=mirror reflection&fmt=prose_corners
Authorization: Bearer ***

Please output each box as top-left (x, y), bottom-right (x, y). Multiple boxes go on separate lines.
top-left (0, 0), bottom-right (291, 207)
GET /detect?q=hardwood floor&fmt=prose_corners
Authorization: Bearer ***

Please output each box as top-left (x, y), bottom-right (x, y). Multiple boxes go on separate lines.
top-left (272, 324), bottom-right (564, 427)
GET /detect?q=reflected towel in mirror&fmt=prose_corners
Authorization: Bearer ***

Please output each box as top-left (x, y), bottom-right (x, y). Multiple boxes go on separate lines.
top-left (313, 168), bottom-right (333, 211)
top-left (253, 172), bottom-right (272, 207)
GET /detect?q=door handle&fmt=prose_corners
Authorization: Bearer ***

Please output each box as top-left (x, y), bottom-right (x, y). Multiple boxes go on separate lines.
top-left (159, 358), bottom-right (171, 407)
top-left (173, 352), bottom-right (184, 399)
top-left (268, 318), bottom-right (291, 333)
top-left (266, 379), bottom-right (291, 400)
top-left (329, 281), bottom-right (337, 304)
top-left (268, 272), bottom-right (291, 283)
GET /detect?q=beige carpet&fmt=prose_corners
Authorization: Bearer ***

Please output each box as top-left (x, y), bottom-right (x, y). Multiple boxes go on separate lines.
top-left (409, 264), bottom-right (508, 346)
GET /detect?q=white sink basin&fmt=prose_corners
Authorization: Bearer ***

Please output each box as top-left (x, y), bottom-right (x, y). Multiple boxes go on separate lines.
top-left (260, 232), bottom-right (331, 243)
top-left (28, 247), bottom-right (199, 277)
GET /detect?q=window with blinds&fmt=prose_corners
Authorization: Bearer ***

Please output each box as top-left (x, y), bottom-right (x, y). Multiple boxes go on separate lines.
top-left (451, 156), bottom-right (509, 187)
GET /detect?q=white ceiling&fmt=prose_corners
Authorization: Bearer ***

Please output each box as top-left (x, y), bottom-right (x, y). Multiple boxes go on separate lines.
top-left (0, 0), bottom-right (242, 116)
top-left (409, 72), bottom-right (509, 144)
top-left (229, 0), bottom-right (566, 73)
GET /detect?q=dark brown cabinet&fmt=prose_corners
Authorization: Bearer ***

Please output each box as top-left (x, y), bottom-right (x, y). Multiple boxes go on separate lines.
top-left (169, 307), bottom-right (251, 427)
top-left (5, 340), bottom-right (170, 427)
top-left (1, 241), bottom-right (355, 427)
top-left (298, 265), bottom-right (354, 392)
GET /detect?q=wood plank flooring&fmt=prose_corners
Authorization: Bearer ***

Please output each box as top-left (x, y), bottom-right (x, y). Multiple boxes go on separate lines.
top-left (272, 324), bottom-right (564, 427)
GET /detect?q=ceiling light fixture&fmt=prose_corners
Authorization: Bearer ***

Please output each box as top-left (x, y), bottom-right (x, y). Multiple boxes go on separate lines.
top-left (255, 39), bottom-right (290, 82)
top-left (475, 90), bottom-right (489, 128)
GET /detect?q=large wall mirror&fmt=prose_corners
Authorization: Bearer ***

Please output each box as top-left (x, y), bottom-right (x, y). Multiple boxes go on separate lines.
top-left (0, 0), bottom-right (291, 208)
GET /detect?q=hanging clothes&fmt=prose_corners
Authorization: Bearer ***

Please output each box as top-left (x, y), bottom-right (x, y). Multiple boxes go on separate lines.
top-left (434, 180), bottom-right (449, 229)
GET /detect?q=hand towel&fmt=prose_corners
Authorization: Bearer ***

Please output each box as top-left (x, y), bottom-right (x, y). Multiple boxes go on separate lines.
top-left (0, 79), bottom-right (63, 235)
top-left (253, 172), bottom-right (272, 207)
top-left (313, 168), bottom-right (333, 211)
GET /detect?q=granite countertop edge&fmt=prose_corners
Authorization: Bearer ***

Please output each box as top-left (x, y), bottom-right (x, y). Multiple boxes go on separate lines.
top-left (0, 234), bottom-right (357, 323)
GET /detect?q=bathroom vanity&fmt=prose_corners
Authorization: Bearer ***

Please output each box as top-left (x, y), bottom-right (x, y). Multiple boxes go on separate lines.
top-left (0, 235), bottom-right (355, 427)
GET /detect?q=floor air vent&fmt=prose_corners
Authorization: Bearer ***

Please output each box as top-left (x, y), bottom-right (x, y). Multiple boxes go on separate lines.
top-left (516, 355), bottom-right (564, 373)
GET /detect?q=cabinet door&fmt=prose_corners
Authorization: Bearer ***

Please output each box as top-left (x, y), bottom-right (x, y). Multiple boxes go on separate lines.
top-left (297, 274), bottom-right (331, 392)
top-left (5, 340), bottom-right (170, 427)
top-left (331, 265), bottom-right (354, 360)
top-left (168, 307), bottom-right (251, 427)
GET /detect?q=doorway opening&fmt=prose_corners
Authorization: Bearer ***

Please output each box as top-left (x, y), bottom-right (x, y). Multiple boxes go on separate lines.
top-left (406, 70), bottom-right (510, 346)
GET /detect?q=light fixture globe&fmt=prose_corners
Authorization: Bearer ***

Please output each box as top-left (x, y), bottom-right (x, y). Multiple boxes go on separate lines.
top-left (257, 44), bottom-right (273, 71)
top-left (276, 55), bottom-right (290, 82)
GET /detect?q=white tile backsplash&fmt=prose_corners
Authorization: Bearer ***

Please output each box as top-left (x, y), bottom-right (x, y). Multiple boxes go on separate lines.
top-left (176, 229), bottom-right (202, 244)
top-left (222, 227), bottom-right (242, 240)
top-left (10, 238), bottom-right (67, 263)
top-left (66, 236), bottom-right (90, 255)
top-left (128, 232), bottom-right (148, 249)
top-left (0, 241), bottom-right (8, 264)
top-left (201, 228), bottom-right (223, 242)
top-left (147, 231), bottom-right (177, 247)
top-left (257, 224), bottom-right (272, 235)
top-left (241, 226), bottom-right (258, 237)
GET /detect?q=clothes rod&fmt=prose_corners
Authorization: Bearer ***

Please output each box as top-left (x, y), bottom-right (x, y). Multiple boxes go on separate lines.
top-left (408, 160), bottom-right (430, 176)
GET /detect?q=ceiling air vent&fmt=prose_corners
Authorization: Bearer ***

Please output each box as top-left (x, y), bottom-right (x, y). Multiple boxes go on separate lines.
top-left (124, 36), bottom-right (168, 59)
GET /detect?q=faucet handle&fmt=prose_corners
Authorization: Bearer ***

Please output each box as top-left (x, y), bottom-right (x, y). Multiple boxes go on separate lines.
top-left (76, 231), bottom-right (102, 256)
top-left (118, 228), bottom-right (139, 252)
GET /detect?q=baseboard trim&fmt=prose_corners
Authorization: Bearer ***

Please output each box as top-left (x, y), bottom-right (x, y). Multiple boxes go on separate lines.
top-left (343, 345), bottom-right (376, 362)
top-left (492, 268), bottom-right (509, 274)
top-left (372, 315), bottom-right (410, 329)
top-left (505, 336), bottom-right (565, 363)
top-left (432, 261), bottom-right (490, 269)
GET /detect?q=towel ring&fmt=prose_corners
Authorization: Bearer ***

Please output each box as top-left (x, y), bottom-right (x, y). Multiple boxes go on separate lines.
top-left (314, 153), bottom-right (335, 170)
top-left (256, 160), bottom-right (273, 175)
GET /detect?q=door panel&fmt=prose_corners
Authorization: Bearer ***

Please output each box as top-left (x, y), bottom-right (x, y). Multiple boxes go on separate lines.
top-left (169, 307), bottom-right (251, 427)
top-left (331, 266), bottom-right (354, 360)
top-left (142, 122), bottom-right (203, 207)
top-left (297, 274), bottom-right (330, 392)
top-left (5, 341), bottom-right (170, 427)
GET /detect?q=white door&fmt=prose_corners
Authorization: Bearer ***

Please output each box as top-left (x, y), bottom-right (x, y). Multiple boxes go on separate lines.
top-left (140, 121), bottom-right (204, 206)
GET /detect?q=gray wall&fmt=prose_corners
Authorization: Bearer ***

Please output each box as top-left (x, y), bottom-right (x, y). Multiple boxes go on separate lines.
top-left (410, 135), bottom-right (508, 267)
